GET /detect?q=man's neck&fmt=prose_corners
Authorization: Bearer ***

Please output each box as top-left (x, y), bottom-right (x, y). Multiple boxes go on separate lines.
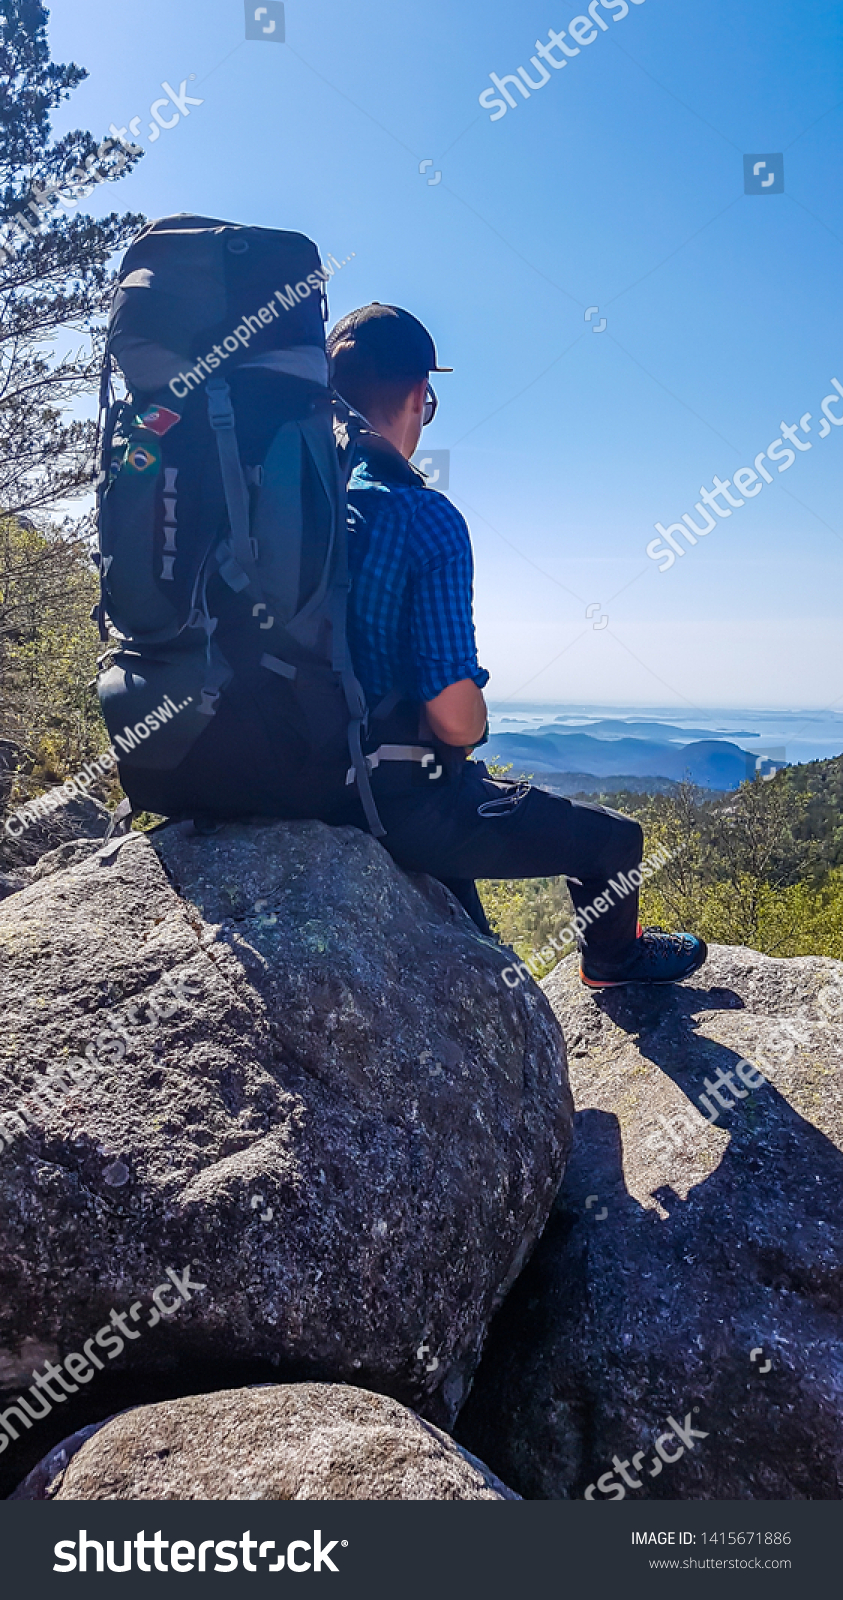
top-left (368, 413), bottom-right (411, 458)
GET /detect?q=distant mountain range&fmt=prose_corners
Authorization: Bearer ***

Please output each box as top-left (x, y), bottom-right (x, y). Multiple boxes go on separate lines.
top-left (496, 717), bottom-right (759, 743)
top-left (483, 722), bottom-right (785, 792)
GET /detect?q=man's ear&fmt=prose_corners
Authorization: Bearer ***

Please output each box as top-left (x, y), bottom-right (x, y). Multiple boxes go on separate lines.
top-left (410, 377), bottom-right (427, 415)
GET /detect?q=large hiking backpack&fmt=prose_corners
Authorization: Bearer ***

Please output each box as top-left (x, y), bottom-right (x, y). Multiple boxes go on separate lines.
top-left (95, 212), bottom-right (386, 834)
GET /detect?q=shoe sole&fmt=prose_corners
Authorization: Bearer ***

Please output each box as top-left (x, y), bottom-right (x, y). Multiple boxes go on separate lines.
top-left (580, 944), bottom-right (708, 990)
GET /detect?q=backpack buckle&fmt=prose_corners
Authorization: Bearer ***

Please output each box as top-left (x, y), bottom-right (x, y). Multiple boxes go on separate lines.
top-left (187, 609), bottom-right (218, 636)
top-left (198, 687), bottom-right (220, 716)
top-left (205, 377), bottom-right (235, 430)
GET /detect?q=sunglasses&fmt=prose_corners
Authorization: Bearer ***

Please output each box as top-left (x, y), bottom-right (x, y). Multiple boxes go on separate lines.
top-left (423, 381), bottom-right (438, 427)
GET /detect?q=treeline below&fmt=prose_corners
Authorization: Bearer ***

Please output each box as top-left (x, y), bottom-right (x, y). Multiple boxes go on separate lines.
top-left (479, 760), bottom-right (843, 968)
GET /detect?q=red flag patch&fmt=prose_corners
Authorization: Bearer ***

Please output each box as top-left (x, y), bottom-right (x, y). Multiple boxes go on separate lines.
top-left (138, 405), bottom-right (181, 437)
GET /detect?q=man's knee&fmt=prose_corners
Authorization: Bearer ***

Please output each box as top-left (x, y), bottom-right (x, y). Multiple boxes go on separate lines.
top-left (608, 812), bottom-right (643, 867)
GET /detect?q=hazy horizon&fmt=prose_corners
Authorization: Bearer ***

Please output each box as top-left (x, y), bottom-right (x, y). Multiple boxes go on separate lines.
top-left (488, 701), bottom-right (843, 714)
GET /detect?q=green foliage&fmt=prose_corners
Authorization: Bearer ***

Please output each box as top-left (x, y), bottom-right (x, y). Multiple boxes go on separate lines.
top-left (778, 755), bottom-right (843, 875)
top-left (637, 767), bottom-right (843, 956)
top-left (647, 870), bottom-right (843, 960)
top-left (479, 873), bottom-right (574, 969)
top-left (477, 763), bottom-right (843, 964)
top-left (0, 513), bottom-right (110, 794)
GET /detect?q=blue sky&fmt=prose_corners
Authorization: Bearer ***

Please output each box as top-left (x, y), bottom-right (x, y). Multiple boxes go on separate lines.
top-left (49, 0), bottom-right (843, 710)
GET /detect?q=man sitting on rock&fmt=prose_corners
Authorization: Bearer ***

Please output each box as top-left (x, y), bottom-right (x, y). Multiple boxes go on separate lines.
top-left (326, 303), bottom-right (707, 989)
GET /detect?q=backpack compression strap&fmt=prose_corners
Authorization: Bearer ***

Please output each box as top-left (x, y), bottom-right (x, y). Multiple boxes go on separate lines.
top-left (205, 377), bottom-right (259, 592)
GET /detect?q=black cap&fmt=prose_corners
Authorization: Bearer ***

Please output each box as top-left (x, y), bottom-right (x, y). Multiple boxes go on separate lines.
top-left (327, 303), bottom-right (452, 379)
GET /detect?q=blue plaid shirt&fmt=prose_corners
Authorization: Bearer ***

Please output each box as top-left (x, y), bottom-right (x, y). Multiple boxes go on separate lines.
top-left (346, 463), bottom-right (489, 708)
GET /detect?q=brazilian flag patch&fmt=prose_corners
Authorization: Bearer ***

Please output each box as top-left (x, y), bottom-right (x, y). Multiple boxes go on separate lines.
top-left (126, 439), bottom-right (161, 474)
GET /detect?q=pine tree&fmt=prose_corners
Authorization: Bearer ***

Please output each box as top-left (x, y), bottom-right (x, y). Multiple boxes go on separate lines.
top-left (0, 0), bottom-right (144, 515)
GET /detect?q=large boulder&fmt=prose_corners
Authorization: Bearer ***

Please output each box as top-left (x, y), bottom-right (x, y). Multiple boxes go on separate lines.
top-left (0, 819), bottom-right (570, 1492)
top-left (2, 835), bottom-right (111, 903)
top-left (0, 870), bottom-right (27, 903)
top-left (0, 787), bottom-right (110, 881)
top-left (12, 1382), bottom-right (518, 1500)
top-left (456, 946), bottom-right (843, 1499)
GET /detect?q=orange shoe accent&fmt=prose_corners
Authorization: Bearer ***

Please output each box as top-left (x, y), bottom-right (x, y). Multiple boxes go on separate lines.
top-left (580, 968), bottom-right (624, 989)
top-left (636, 920), bottom-right (643, 938)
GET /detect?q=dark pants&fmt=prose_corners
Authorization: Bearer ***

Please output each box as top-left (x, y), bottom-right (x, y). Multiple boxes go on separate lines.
top-left (328, 761), bottom-right (644, 963)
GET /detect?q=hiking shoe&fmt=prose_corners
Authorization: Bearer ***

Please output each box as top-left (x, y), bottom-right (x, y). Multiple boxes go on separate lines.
top-left (581, 928), bottom-right (707, 989)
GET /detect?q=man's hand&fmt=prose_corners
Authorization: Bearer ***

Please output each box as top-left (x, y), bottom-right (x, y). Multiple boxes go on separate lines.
top-left (425, 679), bottom-right (488, 747)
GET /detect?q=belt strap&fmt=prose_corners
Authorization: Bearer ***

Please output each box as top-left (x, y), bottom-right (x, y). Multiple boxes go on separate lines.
top-left (345, 744), bottom-right (435, 785)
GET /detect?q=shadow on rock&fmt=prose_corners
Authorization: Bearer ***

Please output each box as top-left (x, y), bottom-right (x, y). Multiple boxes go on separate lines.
top-left (456, 946), bottom-right (843, 1500)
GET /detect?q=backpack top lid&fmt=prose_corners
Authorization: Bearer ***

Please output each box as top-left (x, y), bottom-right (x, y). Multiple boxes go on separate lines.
top-left (108, 213), bottom-right (330, 398)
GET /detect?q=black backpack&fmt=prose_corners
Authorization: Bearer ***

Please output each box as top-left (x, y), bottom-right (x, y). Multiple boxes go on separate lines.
top-left (95, 212), bottom-right (387, 834)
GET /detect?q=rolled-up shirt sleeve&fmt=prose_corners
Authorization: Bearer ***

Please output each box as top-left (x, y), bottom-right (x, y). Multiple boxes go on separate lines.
top-left (408, 493), bottom-right (490, 703)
